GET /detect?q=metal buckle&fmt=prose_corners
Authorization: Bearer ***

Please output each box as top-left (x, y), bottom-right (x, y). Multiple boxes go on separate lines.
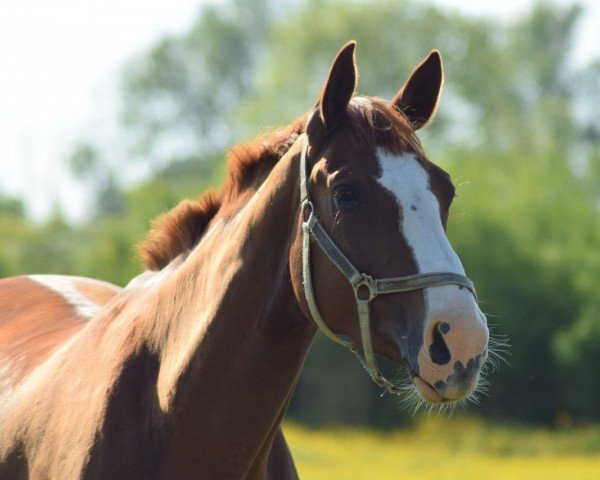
top-left (302, 200), bottom-right (314, 223)
top-left (354, 274), bottom-right (376, 302)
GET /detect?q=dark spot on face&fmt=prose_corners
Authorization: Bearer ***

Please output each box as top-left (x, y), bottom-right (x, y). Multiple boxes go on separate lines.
top-left (432, 355), bottom-right (484, 398)
top-left (446, 357), bottom-right (481, 387)
top-left (410, 204), bottom-right (417, 211)
top-left (429, 324), bottom-right (451, 365)
top-left (440, 322), bottom-right (450, 334)
top-left (466, 357), bottom-right (478, 370)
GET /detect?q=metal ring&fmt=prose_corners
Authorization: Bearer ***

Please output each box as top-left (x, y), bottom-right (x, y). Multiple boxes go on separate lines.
top-left (302, 201), bottom-right (314, 222)
top-left (354, 274), bottom-right (375, 301)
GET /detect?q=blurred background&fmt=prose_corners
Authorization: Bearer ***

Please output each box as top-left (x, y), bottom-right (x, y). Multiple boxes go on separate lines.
top-left (1, 0), bottom-right (599, 477)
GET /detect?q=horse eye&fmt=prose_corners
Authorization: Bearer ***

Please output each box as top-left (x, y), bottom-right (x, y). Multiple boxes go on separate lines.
top-left (333, 185), bottom-right (361, 211)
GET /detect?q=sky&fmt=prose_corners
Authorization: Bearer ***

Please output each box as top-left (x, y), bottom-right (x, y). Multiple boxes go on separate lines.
top-left (0, 0), bottom-right (202, 221)
top-left (1, 0), bottom-right (598, 222)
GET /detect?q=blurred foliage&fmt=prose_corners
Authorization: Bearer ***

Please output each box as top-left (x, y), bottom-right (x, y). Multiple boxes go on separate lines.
top-left (1, 0), bottom-right (598, 427)
top-left (119, 0), bottom-right (279, 165)
top-left (284, 417), bottom-right (600, 479)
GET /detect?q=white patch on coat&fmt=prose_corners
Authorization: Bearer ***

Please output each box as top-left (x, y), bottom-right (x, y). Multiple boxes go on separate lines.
top-left (375, 150), bottom-right (478, 317)
top-left (28, 275), bottom-right (117, 319)
top-left (0, 359), bottom-right (16, 415)
top-left (125, 260), bottom-right (182, 292)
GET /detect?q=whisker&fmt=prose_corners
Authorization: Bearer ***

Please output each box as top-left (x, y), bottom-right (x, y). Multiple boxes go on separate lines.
top-left (394, 326), bottom-right (509, 416)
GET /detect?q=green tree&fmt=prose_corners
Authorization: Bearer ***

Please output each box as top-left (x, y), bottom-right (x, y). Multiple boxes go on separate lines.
top-left (120, 0), bottom-right (277, 166)
top-left (69, 142), bottom-right (125, 219)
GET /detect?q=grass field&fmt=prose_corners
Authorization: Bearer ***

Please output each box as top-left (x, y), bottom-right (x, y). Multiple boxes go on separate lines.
top-left (284, 417), bottom-right (600, 479)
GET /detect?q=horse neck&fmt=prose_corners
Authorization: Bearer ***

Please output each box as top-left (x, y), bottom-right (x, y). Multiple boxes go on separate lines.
top-left (139, 145), bottom-right (315, 476)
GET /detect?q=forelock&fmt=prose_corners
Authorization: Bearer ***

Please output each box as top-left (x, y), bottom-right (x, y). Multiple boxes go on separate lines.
top-left (346, 96), bottom-right (424, 157)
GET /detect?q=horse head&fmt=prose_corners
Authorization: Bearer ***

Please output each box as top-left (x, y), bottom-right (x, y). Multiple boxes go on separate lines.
top-left (290, 42), bottom-right (489, 407)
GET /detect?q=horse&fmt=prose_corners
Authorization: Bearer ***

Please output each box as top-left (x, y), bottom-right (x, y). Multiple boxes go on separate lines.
top-left (0, 41), bottom-right (489, 479)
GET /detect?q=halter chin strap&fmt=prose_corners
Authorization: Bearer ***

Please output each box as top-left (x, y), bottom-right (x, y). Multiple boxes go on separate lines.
top-left (299, 134), bottom-right (477, 395)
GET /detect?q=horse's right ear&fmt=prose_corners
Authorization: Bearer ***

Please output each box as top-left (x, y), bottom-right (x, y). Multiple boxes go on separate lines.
top-left (316, 41), bottom-right (357, 130)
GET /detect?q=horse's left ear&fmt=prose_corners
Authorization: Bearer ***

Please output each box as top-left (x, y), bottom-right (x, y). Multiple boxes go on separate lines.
top-left (317, 41), bottom-right (357, 129)
top-left (391, 50), bottom-right (444, 130)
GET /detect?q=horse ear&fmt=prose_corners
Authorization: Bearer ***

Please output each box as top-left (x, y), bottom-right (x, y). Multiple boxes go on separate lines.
top-left (317, 41), bottom-right (357, 129)
top-left (391, 50), bottom-right (444, 130)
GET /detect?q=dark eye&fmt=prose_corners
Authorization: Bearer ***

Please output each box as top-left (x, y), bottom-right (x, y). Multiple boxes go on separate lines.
top-left (333, 185), bottom-right (361, 211)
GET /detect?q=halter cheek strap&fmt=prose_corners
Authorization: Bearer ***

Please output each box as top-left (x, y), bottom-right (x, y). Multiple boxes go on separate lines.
top-left (299, 134), bottom-right (477, 395)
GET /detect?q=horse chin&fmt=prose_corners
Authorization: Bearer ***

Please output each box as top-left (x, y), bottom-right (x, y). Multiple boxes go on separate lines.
top-left (412, 376), bottom-right (450, 404)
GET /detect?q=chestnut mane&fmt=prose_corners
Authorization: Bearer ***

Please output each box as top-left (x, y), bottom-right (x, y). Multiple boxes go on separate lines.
top-left (139, 98), bottom-right (419, 271)
top-left (139, 117), bottom-right (306, 270)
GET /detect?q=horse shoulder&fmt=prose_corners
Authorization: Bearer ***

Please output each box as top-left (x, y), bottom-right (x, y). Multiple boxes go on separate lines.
top-left (0, 275), bottom-right (123, 477)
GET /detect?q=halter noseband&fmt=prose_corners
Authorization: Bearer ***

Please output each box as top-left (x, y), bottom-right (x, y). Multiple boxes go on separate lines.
top-left (299, 134), bottom-right (477, 395)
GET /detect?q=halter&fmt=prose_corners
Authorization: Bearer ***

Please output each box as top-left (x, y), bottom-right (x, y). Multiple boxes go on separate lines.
top-left (299, 134), bottom-right (477, 395)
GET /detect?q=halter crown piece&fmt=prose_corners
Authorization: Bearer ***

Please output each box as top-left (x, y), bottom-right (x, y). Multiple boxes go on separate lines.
top-left (299, 134), bottom-right (477, 395)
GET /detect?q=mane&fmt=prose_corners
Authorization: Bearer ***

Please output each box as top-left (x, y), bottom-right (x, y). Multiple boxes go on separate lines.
top-left (345, 97), bottom-right (424, 157)
top-left (139, 191), bottom-right (221, 271)
top-left (139, 117), bottom-right (306, 270)
top-left (139, 98), bottom-right (419, 271)
top-left (221, 116), bottom-right (306, 206)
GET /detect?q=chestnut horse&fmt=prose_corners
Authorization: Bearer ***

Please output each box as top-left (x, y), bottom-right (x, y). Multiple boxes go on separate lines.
top-left (0, 42), bottom-right (489, 479)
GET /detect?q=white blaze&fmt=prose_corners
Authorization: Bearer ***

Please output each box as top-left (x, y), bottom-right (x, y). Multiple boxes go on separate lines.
top-left (376, 150), bottom-right (476, 317)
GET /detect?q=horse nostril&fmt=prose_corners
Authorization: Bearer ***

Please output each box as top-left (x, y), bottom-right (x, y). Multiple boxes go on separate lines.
top-left (429, 322), bottom-right (451, 365)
